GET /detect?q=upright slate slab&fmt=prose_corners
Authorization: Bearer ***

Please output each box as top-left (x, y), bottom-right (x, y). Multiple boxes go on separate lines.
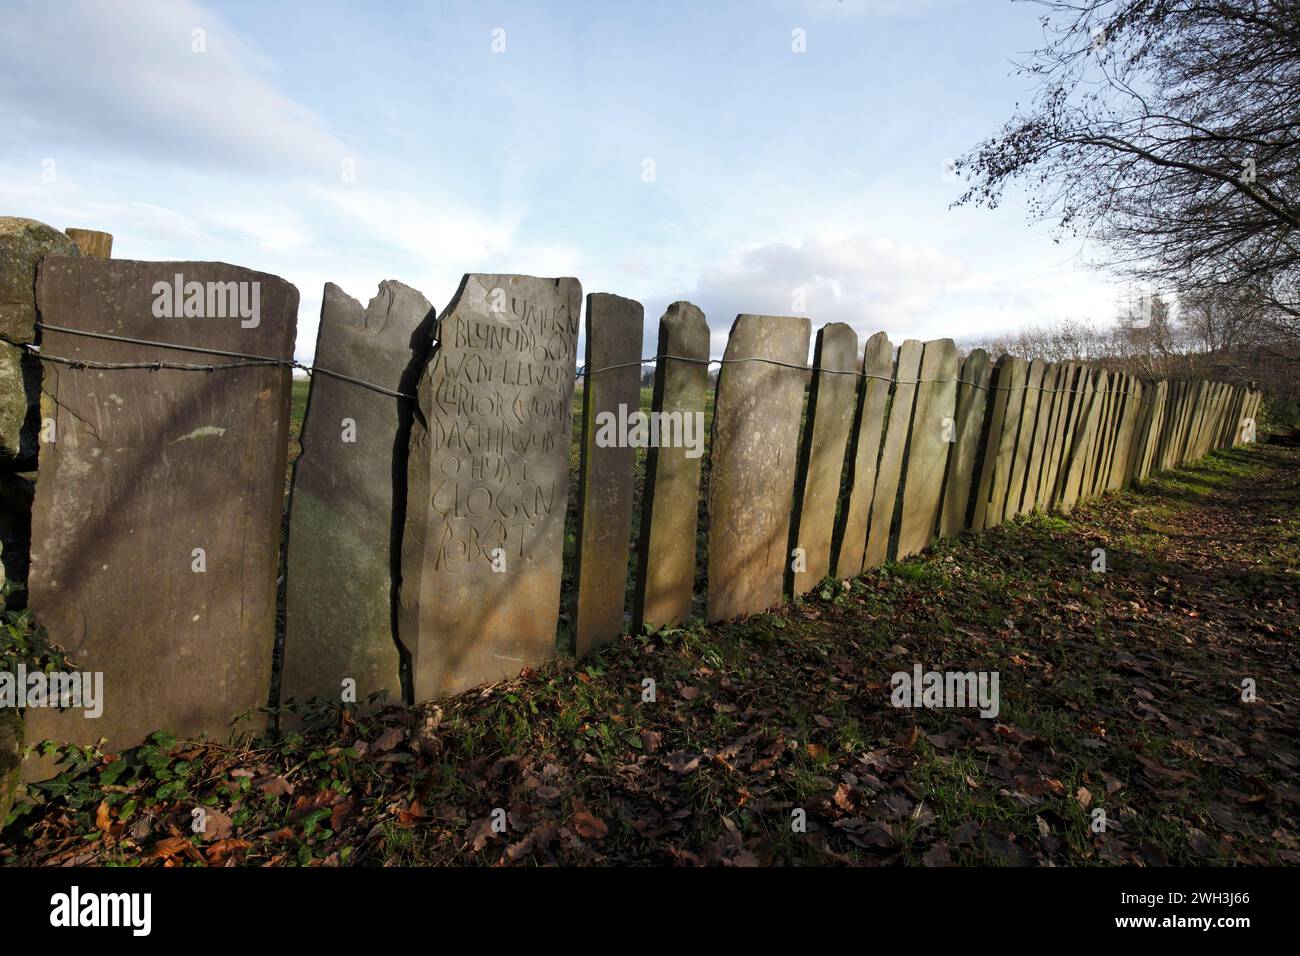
top-left (1083, 374), bottom-right (1115, 499)
top-left (790, 323), bottom-right (858, 594)
top-left (633, 302), bottom-right (709, 632)
top-left (281, 281), bottom-right (435, 711)
top-left (1059, 370), bottom-right (1103, 512)
top-left (1042, 363), bottom-right (1082, 509)
top-left (896, 338), bottom-right (958, 558)
top-left (706, 314), bottom-right (810, 623)
top-left (980, 357), bottom-right (1029, 529)
top-left (25, 257), bottom-right (297, 766)
top-left (938, 348), bottom-right (991, 537)
top-left (1137, 380), bottom-right (1167, 480)
top-left (1022, 363), bottom-right (1061, 514)
top-left (1110, 376), bottom-right (1140, 490)
top-left (1006, 358), bottom-right (1046, 518)
top-left (863, 340), bottom-right (922, 567)
top-left (833, 332), bottom-right (892, 578)
top-left (399, 274), bottom-right (581, 702)
top-left (574, 292), bottom-right (644, 657)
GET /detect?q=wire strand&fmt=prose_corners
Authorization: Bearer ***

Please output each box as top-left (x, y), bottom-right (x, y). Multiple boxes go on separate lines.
top-left (20, 323), bottom-right (1165, 403)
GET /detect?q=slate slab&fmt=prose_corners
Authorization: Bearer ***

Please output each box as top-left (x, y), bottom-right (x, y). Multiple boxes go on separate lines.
top-left (1059, 369), bottom-right (1102, 512)
top-left (972, 356), bottom-right (1027, 530)
top-left (790, 322), bottom-right (858, 594)
top-left (574, 292), bottom-right (644, 657)
top-left (1021, 363), bottom-right (1059, 514)
top-left (938, 348), bottom-right (990, 537)
top-left (399, 274), bottom-right (581, 701)
top-left (896, 338), bottom-right (958, 558)
top-left (633, 302), bottom-right (709, 632)
top-left (864, 340), bottom-right (922, 567)
top-left (281, 281), bottom-right (435, 712)
top-left (24, 257), bottom-right (297, 771)
top-left (833, 331), bottom-right (892, 578)
top-left (706, 314), bottom-right (810, 622)
top-left (1006, 359), bottom-right (1046, 518)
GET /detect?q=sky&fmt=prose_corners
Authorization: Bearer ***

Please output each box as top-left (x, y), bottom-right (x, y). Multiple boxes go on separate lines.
top-left (0, 0), bottom-right (1133, 364)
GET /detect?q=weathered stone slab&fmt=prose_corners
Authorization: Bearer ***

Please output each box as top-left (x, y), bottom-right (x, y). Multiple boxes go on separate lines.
top-left (896, 338), bottom-right (958, 558)
top-left (979, 357), bottom-right (1028, 529)
top-left (1021, 363), bottom-right (1060, 514)
top-left (706, 314), bottom-right (810, 622)
top-left (1043, 363), bottom-right (1084, 508)
top-left (1082, 372), bottom-right (1114, 499)
top-left (864, 340), bottom-right (922, 566)
top-left (1138, 380), bottom-right (1168, 479)
top-left (1109, 375), bottom-right (1140, 489)
top-left (0, 218), bottom-right (81, 464)
top-left (1223, 385), bottom-right (1246, 448)
top-left (1006, 358), bottom-right (1046, 518)
top-left (938, 348), bottom-right (991, 537)
top-left (1131, 379), bottom-right (1159, 481)
top-left (574, 292), bottom-right (644, 657)
top-left (790, 323), bottom-right (858, 594)
top-left (1100, 374), bottom-right (1128, 491)
top-left (1059, 369), bottom-right (1103, 512)
top-left (1122, 379), bottom-right (1151, 485)
top-left (399, 274), bottom-right (581, 701)
top-left (1036, 364), bottom-right (1071, 509)
top-left (1156, 380), bottom-right (1181, 471)
top-left (971, 355), bottom-right (1012, 531)
top-left (281, 281), bottom-right (435, 711)
top-left (25, 257), bottom-right (297, 768)
top-left (833, 332), bottom-right (892, 578)
top-left (633, 302), bottom-right (709, 632)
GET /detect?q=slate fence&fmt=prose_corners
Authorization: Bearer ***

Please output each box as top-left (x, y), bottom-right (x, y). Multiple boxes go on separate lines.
top-left (0, 228), bottom-right (1263, 771)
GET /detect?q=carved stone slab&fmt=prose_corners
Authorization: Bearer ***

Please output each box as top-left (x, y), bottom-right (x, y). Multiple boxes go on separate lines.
top-left (399, 274), bottom-right (581, 701)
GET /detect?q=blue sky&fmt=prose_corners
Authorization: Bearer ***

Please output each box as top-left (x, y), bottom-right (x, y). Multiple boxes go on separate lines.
top-left (1, 0), bottom-right (1127, 363)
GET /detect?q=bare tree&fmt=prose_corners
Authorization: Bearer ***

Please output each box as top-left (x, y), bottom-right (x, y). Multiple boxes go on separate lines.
top-left (955, 1), bottom-right (1300, 330)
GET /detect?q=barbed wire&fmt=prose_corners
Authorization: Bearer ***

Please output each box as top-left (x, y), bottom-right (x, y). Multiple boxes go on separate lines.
top-left (578, 353), bottom-right (1151, 399)
top-left (11, 323), bottom-right (1212, 405)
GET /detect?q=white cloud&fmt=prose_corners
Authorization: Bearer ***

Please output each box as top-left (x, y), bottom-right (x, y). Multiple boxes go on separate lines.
top-left (0, 0), bottom-right (347, 175)
top-left (686, 232), bottom-right (969, 352)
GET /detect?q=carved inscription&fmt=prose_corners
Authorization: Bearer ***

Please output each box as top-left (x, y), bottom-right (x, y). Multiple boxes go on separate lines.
top-left (425, 294), bottom-right (576, 572)
top-left (401, 274), bottom-right (582, 702)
